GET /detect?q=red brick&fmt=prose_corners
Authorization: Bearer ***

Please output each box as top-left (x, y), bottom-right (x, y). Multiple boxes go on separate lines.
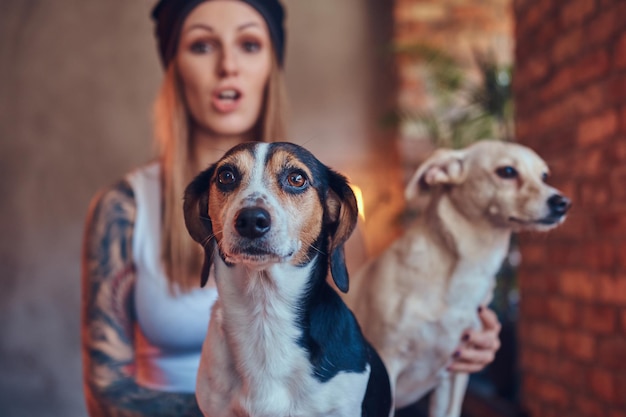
top-left (562, 330), bottom-right (596, 361)
top-left (580, 181), bottom-right (610, 208)
top-left (597, 274), bottom-right (626, 304)
top-left (551, 28), bottom-right (583, 64)
top-left (577, 110), bottom-right (618, 147)
top-left (546, 296), bottom-right (577, 326)
top-left (573, 49), bottom-right (610, 85)
top-left (572, 147), bottom-right (604, 178)
top-left (518, 0), bottom-right (554, 38)
top-left (608, 75), bottom-right (626, 106)
top-left (527, 322), bottom-right (561, 351)
top-left (597, 337), bottom-right (626, 371)
top-left (615, 373), bottom-right (626, 407)
top-left (520, 293), bottom-right (548, 319)
top-left (521, 242), bottom-right (548, 266)
top-left (589, 368), bottom-right (617, 403)
top-left (560, 84), bottom-right (604, 118)
top-left (540, 66), bottom-right (575, 103)
top-left (580, 304), bottom-right (617, 334)
top-left (552, 358), bottom-right (587, 390)
top-left (582, 241), bottom-right (616, 270)
top-left (535, 20), bottom-right (560, 47)
top-left (535, 379), bottom-right (570, 407)
top-left (559, 269), bottom-right (596, 300)
top-left (520, 348), bottom-right (551, 375)
top-left (520, 55), bottom-right (550, 86)
top-left (595, 210), bottom-right (626, 238)
top-left (606, 135), bottom-right (626, 164)
top-left (518, 268), bottom-right (560, 294)
top-left (560, 0), bottom-right (596, 26)
top-left (610, 167), bottom-right (626, 205)
top-left (615, 32), bottom-right (626, 69)
top-left (547, 243), bottom-right (581, 268)
top-left (587, 9), bottom-right (618, 46)
top-left (574, 395), bottom-right (607, 417)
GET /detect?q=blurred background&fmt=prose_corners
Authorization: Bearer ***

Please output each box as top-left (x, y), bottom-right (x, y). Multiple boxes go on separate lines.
top-left (1, 0), bottom-right (625, 416)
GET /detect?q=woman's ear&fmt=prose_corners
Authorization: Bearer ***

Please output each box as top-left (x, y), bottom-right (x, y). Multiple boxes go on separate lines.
top-left (183, 165), bottom-right (216, 288)
top-left (405, 148), bottom-right (467, 201)
top-left (324, 169), bottom-right (358, 293)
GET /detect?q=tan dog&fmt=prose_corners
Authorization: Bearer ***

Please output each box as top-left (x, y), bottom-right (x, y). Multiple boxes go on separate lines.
top-left (343, 141), bottom-right (570, 417)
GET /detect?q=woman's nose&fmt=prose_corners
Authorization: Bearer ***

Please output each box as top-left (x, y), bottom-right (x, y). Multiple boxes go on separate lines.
top-left (218, 48), bottom-right (238, 77)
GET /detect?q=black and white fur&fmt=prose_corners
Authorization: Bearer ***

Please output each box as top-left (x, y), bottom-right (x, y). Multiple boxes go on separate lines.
top-left (183, 142), bottom-right (392, 417)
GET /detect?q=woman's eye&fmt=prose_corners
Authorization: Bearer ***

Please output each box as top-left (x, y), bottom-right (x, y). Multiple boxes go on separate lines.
top-left (241, 40), bottom-right (261, 53)
top-left (287, 172), bottom-right (307, 188)
top-left (190, 41), bottom-right (214, 54)
top-left (495, 166), bottom-right (518, 179)
top-left (218, 169), bottom-right (236, 185)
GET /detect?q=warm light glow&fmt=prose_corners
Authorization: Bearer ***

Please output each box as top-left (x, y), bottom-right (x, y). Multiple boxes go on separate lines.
top-left (350, 184), bottom-right (365, 221)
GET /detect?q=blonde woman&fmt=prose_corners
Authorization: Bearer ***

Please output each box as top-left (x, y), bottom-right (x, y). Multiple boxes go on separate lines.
top-left (81, 1), bottom-right (286, 415)
top-left (81, 1), bottom-right (501, 416)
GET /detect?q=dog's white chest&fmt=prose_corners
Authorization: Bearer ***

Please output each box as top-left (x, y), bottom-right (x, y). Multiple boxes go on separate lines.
top-left (196, 259), bottom-right (370, 417)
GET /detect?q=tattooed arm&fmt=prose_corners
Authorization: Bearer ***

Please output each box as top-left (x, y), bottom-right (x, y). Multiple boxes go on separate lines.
top-left (81, 180), bottom-right (202, 417)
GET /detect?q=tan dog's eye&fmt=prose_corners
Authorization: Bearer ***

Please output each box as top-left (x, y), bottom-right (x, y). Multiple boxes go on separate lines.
top-left (218, 169), bottom-right (237, 185)
top-left (495, 166), bottom-right (518, 179)
top-left (288, 172), bottom-right (307, 188)
top-left (542, 172), bottom-right (549, 183)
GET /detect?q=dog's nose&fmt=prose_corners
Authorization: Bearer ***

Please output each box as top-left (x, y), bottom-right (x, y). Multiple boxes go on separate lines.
top-left (235, 207), bottom-right (271, 238)
top-left (547, 194), bottom-right (571, 216)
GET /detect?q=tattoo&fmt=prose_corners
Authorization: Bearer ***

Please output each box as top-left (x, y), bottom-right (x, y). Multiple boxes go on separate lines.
top-left (81, 180), bottom-right (202, 417)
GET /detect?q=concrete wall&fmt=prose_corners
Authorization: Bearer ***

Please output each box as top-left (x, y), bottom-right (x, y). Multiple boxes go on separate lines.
top-left (0, 1), bottom-right (398, 416)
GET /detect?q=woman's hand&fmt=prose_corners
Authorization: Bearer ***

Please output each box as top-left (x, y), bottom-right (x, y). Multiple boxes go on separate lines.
top-left (447, 306), bottom-right (502, 373)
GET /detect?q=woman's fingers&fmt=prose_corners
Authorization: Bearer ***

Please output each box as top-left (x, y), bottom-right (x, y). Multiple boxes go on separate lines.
top-left (478, 306), bottom-right (501, 333)
top-left (447, 306), bottom-right (502, 373)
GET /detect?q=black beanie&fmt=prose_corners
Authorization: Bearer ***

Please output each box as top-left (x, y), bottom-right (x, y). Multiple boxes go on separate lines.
top-left (151, 0), bottom-right (286, 68)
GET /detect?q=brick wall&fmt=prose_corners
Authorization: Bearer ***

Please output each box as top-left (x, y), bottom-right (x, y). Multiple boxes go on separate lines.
top-left (514, 0), bottom-right (626, 416)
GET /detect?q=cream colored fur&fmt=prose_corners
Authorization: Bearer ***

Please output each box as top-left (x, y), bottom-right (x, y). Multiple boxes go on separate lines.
top-left (344, 141), bottom-right (570, 417)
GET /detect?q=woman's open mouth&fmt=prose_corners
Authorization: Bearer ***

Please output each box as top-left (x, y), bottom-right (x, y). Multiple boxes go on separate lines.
top-left (212, 88), bottom-right (242, 113)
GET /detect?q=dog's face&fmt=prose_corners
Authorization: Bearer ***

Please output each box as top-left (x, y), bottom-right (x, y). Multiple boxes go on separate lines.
top-left (184, 142), bottom-right (358, 290)
top-left (406, 141), bottom-right (571, 232)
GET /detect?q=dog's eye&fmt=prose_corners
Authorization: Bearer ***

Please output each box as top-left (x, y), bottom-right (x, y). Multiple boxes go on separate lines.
top-left (496, 166), bottom-right (518, 179)
top-left (218, 169), bottom-right (237, 185)
top-left (542, 172), bottom-right (549, 182)
top-left (287, 172), bottom-right (307, 188)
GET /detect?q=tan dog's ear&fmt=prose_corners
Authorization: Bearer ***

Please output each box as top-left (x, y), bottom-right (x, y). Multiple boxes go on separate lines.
top-left (183, 165), bottom-right (216, 288)
top-left (405, 148), bottom-right (467, 201)
top-left (324, 169), bottom-right (359, 293)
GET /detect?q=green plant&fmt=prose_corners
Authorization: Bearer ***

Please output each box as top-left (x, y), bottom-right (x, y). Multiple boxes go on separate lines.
top-left (391, 42), bottom-right (514, 148)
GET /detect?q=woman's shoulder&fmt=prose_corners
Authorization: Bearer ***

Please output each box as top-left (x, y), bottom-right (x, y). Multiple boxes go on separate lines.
top-left (87, 161), bottom-right (160, 218)
top-left (85, 178), bottom-right (137, 236)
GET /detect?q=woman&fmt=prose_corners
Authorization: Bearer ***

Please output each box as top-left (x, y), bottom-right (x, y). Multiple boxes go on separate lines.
top-left (81, 1), bottom-right (500, 416)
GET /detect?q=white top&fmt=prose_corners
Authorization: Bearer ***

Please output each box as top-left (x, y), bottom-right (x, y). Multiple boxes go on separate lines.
top-left (126, 162), bottom-right (218, 393)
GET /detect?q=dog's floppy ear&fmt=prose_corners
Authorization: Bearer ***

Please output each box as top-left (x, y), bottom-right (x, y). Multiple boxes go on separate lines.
top-left (405, 148), bottom-right (467, 201)
top-left (324, 169), bottom-right (359, 293)
top-left (183, 165), bottom-right (216, 288)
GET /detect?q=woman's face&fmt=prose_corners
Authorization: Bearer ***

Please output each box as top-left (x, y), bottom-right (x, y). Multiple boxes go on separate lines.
top-left (176, 0), bottom-right (273, 138)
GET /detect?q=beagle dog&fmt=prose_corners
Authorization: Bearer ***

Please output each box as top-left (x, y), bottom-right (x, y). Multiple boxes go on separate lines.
top-left (343, 141), bottom-right (571, 417)
top-left (183, 142), bottom-right (392, 417)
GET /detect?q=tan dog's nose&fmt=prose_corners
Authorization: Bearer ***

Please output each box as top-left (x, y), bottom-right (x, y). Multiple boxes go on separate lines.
top-left (547, 194), bottom-right (571, 217)
top-left (235, 207), bottom-right (272, 238)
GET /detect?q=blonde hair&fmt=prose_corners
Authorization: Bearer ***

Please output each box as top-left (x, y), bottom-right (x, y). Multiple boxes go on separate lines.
top-left (153, 55), bottom-right (288, 291)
